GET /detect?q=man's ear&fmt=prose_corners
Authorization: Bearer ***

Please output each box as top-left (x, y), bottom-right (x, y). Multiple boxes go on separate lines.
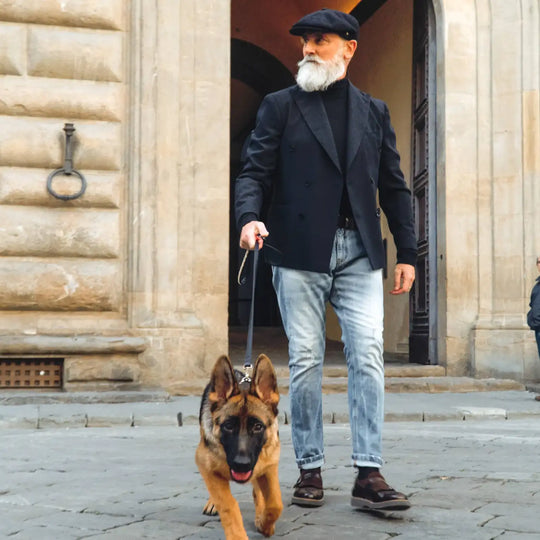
top-left (344, 39), bottom-right (357, 60)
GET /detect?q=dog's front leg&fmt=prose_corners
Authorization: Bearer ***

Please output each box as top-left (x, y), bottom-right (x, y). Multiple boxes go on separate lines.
top-left (252, 465), bottom-right (283, 537)
top-left (201, 472), bottom-right (248, 540)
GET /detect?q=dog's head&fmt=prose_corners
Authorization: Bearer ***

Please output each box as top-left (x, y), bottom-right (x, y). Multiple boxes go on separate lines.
top-left (207, 354), bottom-right (279, 483)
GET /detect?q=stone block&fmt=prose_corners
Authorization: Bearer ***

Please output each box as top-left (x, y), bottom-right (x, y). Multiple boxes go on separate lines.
top-left (0, 22), bottom-right (25, 75)
top-left (455, 406), bottom-right (507, 420)
top-left (472, 327), bottom-right (532, 381)
top-left (85, 415), bottom-right (132, 427)
top-left (0, 258), bottom-right (121, 311)
top-left (137, 328), bottom-right (206, 389)
top-left (481, 502), bottom-right (540, 534)
top-left (64, 354), bottom-right (140, 383)
top-left (0, 76), bottom-right (124, 121)
top-left (132, 414), bottom-right (178, 427)
top-left (0, 0), bottom-right (125, 30)
top-left (522, 90), bottom-right (540, 175)
top-left (0, 407), bottom-right (38, 429)
top-left (0, 167), bottom-right (121, 208)
top-left (0, 117), bottom-right (122, 170)
top-left (28, 25), bottom-right (123, 82)
top-left (38, 413), bottom-right (86, 429)
top-left (0, 206), bottom-right (119, 258)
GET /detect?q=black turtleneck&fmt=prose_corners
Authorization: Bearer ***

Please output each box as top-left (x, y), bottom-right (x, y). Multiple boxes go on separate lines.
top-left (321, 78), bottom-right (353, 219)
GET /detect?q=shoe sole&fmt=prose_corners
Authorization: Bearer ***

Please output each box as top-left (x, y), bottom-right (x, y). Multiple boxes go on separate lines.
top-left (291, 495), bottom-right (325, 507)
top-left (350, 496), bottom-right (411, 511)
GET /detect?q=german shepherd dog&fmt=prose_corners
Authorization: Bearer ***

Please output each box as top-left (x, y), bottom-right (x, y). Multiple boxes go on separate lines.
top-left (195, 354), bottom-right (283, 540)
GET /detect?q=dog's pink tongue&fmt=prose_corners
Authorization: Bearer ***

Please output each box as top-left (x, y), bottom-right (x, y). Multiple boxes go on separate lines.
top-left (231, 470), bottom-right (252, 482)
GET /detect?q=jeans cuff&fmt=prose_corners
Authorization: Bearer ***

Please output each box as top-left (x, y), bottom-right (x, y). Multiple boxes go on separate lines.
top-left (296, 454), bottom-right (325, 469)
top-left (352, 454), bottom-right (384, 468)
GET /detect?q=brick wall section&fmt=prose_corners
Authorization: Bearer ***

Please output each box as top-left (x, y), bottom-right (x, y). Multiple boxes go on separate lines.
top-left (0, 1), bottom-right (125, 312)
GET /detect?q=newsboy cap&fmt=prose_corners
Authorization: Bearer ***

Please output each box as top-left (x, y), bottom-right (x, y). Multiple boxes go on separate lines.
top-left (289, 8), bottom-right (359, 40)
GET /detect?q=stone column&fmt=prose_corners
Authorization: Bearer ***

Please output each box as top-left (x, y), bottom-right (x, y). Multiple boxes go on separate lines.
top-left (435, 0), bottom-right (480, 375)
top-left (472, 0), bottom-right (540, 381)
top-left (435, 0), bottom-right (540, 381)
top-left (128, 0), bottom-right (230, 389)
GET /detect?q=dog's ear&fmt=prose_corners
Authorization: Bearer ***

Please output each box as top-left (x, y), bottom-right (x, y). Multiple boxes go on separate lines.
top-left (208, 355), bottom-right (238, 403)
top-left (251, 354), bottom-right (279, 405)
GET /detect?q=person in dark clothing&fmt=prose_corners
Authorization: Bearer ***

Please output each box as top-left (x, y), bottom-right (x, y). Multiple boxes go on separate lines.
top-left (527, 257), bottom-right (540, 358)
top-left (235, 9), bottom-right (416, 511)
top-left (527, 257), bottom-right (540, 402)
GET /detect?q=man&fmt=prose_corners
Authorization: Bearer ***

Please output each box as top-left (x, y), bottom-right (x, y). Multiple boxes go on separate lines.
top-left (235, 9), bottom-right (417, 511)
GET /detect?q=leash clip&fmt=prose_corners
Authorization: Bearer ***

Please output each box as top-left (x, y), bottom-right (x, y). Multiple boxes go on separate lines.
top-left (240, 363), bottom-right (253, 384)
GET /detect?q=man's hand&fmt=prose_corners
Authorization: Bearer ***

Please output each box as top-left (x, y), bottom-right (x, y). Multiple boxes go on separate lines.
top-left (389, 263), bottom-right (415, 295)
top-left (239, 221), bottom-right (269, 250)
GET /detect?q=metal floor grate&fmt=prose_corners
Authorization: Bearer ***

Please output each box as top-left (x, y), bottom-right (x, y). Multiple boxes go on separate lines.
top-left (0, 358), bottom-right (63, 389)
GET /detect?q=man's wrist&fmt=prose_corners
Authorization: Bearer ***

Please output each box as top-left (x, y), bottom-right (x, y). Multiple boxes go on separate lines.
top-left (238, 213), bottom-right (259, 231)
top-left (396, 249), bottom-right (417, 267)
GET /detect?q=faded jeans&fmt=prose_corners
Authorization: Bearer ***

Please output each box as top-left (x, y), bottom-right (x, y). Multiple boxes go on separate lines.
top-left (272, 228), bottom-right (384, 470)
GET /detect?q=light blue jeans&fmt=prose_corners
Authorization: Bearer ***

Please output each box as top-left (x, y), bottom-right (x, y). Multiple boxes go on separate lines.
top-left (272, 228), bottom-right (384, 470)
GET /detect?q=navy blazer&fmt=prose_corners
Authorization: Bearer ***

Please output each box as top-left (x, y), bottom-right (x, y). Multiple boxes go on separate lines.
top-left (235, 81), bottom-right (417, 273)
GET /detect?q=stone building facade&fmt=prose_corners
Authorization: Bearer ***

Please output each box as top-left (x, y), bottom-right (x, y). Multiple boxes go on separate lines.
top-left (0, 0), bottom-right (538, 392)
top-left (0, 1), bottom-right (229, 391)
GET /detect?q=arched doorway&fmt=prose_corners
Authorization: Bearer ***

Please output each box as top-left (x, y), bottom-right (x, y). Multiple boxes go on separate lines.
top-left (229, 0), bottom-right (437, 365)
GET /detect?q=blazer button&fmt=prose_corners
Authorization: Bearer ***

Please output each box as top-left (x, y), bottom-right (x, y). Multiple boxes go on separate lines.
top-left (376, 208), bottom-right (381, 217)
top-left (298, 213), bottom-right (305, 220)
top-left (304, 181), bottom-right (311, 187)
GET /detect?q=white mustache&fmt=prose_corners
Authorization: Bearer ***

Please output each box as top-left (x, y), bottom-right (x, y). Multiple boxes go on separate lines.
top-left (298, 55), bottom-right (324, 67)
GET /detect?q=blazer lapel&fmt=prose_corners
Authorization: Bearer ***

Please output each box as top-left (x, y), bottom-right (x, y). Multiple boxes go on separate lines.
top-left (346, 83), bottom-right (371, 172)
top-left (293, 88), bottom-right (342, 173)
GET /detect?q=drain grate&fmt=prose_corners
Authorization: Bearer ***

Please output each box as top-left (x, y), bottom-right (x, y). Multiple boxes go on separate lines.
top-left (0, 358), bottom-right (63, 389)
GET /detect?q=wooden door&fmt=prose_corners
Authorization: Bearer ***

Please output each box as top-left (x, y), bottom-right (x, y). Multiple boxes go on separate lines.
top-left (409, 0), bottom-right (437, 364)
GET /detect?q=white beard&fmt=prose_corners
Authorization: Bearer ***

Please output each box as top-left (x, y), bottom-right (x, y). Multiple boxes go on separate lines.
top-left (296, 51), bottom-right (347, 92)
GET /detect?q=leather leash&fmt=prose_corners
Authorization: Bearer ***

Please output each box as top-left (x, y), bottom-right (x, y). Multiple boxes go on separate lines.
top-left (237, 239), bottom-right (260, 384)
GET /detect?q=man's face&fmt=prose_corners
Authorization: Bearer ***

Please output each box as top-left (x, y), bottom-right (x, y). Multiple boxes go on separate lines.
top-left (295, 32), bottom-right (357, 92)
top-left (301, 32), bottom-right (356, 63)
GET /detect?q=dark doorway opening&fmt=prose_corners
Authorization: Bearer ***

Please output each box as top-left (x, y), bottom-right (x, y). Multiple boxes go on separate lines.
top-left (409, 0), bottom-right (437, 364)
top-left (229, 39), bottom-right (295, 328)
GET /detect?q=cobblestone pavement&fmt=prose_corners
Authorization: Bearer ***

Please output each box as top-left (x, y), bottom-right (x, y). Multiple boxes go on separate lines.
top-left (1, 418), bottom-right (540, 539)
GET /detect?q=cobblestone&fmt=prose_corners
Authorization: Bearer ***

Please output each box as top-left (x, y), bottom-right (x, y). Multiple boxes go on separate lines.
top-left (1, 415), bottom-right (539, 538)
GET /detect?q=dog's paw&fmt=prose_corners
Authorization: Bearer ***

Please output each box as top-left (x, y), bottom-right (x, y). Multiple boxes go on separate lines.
top-left (255, 517), bottom-right (275, 537)
top-left (202, 499), bottom-right (219, 516)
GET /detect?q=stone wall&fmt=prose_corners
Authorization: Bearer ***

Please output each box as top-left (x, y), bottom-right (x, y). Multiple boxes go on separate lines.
top-left (0, 0), bottom-right (231, 391)
top-left (0, 1), bottom-right (125, 316)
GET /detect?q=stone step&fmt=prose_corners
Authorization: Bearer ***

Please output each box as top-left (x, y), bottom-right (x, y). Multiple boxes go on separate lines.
top-left (274, 363), bottom-right (446, 379)
top-left (166, 375), bottom-right (525, 396)
top-left (297, 376), bottom-right (523, 394)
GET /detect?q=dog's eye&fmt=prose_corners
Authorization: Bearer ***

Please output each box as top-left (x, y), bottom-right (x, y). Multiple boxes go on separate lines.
top-left (252, 422), bottom-right (265, 433)
top-left (222, 420), bottom-right (236, 432)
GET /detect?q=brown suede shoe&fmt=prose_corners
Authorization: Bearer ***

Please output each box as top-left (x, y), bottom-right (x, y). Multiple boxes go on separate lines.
top-left (351, 470), bottom-right (410, 511)
top-left (291, 467), bottom-right (324, 507)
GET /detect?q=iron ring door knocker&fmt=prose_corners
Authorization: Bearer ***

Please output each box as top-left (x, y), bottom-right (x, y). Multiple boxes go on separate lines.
top-left (47, 123), bottom-right (87, 201)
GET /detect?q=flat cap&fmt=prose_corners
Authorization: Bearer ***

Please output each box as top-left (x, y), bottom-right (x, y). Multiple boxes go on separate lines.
top-left (290, 8), bottom-right (359, 40)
